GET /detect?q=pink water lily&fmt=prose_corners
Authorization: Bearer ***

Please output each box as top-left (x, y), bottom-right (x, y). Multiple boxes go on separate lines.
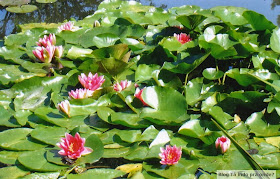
top-left (78, 72), bottom-right (105, 91)
top-left (37, 34), bottom-right (56, 47)
top-left (68, 88), bottom-right (94, 99)
top-left (57, 133), bottom-right (93, 159)
top-left (159, 145), bottom-right (182, 165)
top-left (58, 100), bottom-right (70, 117)
top-left (174, 33), bottom-right (192, 44)
top-left (215, 136), bottom-right (231, 154)
top-left (134, 88), bottom-right (148, 106)
top-left (113, 80), bottom-right (132, 92)
top-left (32, 45), bottom-right (55, 63)
top-left (58, 21), bottom-right (75, 32)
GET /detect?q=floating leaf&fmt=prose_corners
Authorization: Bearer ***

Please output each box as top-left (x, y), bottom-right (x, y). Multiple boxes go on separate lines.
top-left (245, 111), bottom-right (280, 137)
top-left (116, 163), bottom-right (142, 178)
top-left (0, 0), bottom-right (30, 6)
top-left (18, 149), bottom-right (67, 172)
top-left (0, 151), bottom-right (25, 165)
top-left (66, 46), bottom-right (93, 59)
top-left (141, 86), bottom-right (189, 125)
top-left (111, 112), bottom-right (151, 128)
top-left (36, 0), bottom-right (57, 3)
top-left (30, 126), bottom-right (68, 145)
top-left (76, 134), bottom-right (104, 164)
top-left (0, 128), bottom-right (47, 150)
top-left (22, 172), bottom-right (60, 179)
top-left (0, 166), bottom-right (29, 179)
top-left (6, 5), bottom-right (37, 13)
top-left (211, 6), bottom-right (248, 25)
top-left (149, 129), bottom-right (170, 148)
top-left (68, 169), bottom-right (126, 179)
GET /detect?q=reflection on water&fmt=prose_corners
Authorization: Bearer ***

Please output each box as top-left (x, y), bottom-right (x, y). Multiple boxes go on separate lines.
top-left (0, 0), bottom-right (101, 38)
top-left (272, 0), bottom-right (280, 9)
top-left (0, 0), bottom-right (280, 39)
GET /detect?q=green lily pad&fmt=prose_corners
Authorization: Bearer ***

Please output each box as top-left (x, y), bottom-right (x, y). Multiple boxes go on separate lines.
top-left (6, 5), bottom-right (38, 13)
top-left (0, 166), bottom-right (29, 179)
top-left (202, 68), bottom-right (224, 80)
top-left (18, 149), bottom-right (67, 172)
top-left (0, 128), bottom-right (47, 151)
top-left (68, 169), bottom-right (125, 179)
top-left (76, 134), bottom-right (104, 164)
top-left (30, 126), bottom-right (68, 146)
top-left (140, 86), bottom-right (189, 125)
top-left (0, 151), bottom-right (25, 165)
top-left (36, 0), bottom-right (57, 3)
top-left (21, 172), bottom-right (60, 179)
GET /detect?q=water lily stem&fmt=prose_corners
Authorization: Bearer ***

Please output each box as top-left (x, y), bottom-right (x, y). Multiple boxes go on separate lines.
top-left (61, 164), bottom-right (78, 178)
top-left (222, 72), bottom-right (227, 85)
top-left (215, 59), bottom-right (222, 85)
top-left (117, 93), bottom-right (139, 114)
top-left (184, 73), bottom-right (189, 86)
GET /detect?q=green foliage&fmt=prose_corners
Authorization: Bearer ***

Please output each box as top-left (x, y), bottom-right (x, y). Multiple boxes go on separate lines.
top-left (0, 0), bottom-right (280, 178)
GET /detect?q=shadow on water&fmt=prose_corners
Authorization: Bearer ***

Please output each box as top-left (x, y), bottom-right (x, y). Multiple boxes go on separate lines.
top-left (1, 0), bottom-right (280, 39)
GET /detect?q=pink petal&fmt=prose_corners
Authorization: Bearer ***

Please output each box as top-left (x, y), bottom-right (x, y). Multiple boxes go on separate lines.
top-left (81, 147), bottom-right (93, 156)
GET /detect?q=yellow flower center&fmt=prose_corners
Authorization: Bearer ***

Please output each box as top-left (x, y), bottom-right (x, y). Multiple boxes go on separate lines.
top-left (167, 153), bottom-right (174, 160)
top-left (69, 143), bottom-right (74, 152)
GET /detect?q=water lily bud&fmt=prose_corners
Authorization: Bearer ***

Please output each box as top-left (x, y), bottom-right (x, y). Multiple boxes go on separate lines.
top-left (56, 132), bottom-right (93, 159)
top-left (94, 20), bottom-right (100, 27)
top-left (58, 100), bottom-right (70, 117)
top-left (215, 136), bottom-right (231, 154)
top-left (159, 145), bottom-right (182, 165)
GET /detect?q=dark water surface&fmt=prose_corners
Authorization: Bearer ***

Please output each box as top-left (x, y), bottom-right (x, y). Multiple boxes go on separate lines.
top-left (0, 0), bottom-right (280, 39)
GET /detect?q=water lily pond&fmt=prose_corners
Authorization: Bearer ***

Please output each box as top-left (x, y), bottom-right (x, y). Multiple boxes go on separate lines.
top-left (0, 0), bottom-right (280, 178)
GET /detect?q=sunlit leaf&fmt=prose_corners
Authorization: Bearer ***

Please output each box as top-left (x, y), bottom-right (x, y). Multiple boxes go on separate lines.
top-left (68, 169), bottom-right (125, 179)
top-left (141, 86), bottom-right (189, 125)
top-left (36, 0), bottom-right (57, 3)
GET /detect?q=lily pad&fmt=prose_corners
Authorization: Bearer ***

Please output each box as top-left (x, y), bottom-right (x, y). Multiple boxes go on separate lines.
top-left (140, 86), bottom-right (189, 125)
top-left (36, 0), bottom-right (57, 3)
top-left (0, 0), bottom-right (30, 6)
top-left (6, 5), bottom-right (38, 13)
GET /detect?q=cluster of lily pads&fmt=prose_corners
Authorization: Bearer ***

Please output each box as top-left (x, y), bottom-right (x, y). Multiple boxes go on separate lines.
top-left (0, 0), bottom-right (280, 178)
top-left (0, 0), bottom-right (57, 13)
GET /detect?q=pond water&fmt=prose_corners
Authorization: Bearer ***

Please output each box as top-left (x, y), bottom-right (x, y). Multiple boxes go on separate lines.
top-left (0, 0), bottom-right (280, 39)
